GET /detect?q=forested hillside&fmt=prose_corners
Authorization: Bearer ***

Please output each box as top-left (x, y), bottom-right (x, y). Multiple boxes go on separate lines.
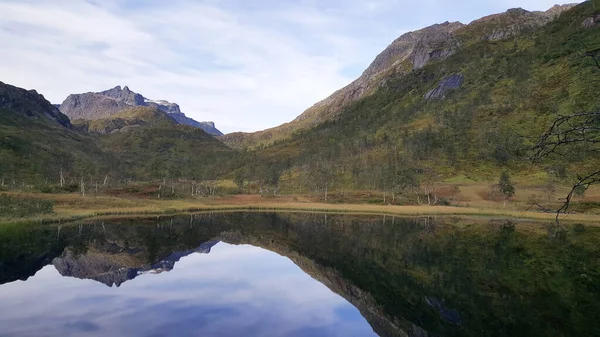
top-left (1, 2), bottom-right (599, 203)
top-left (0, 82), bottom-right (235, 186)
top-left (228, 1), bottom-right (600, 197)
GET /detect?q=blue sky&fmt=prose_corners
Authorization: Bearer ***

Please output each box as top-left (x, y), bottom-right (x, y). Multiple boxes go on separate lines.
top-left (0, 0), bottom-right (578, 133)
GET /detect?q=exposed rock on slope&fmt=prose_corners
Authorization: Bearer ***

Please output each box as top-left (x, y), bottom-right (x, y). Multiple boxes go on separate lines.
top-left (60, 92), bottom-right (130, 120)
top-left (295, 21), bottom-right (465, 124)
top-left (221, 3), bottom-right (577, 149)
top-left (463, 4), bottom-right (577, 41)
top-left (582, 13), bottom-right (600, 28)
top-left (425, 74), bottom-right (464, 100)
top-left (59, 86), bottom-right (223, 135)
top-left (169, 114), bottom-right (224, 136)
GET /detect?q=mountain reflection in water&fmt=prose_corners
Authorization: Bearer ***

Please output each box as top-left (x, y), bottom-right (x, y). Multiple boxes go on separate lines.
top-left (0, 212), bottom-right (599, 337)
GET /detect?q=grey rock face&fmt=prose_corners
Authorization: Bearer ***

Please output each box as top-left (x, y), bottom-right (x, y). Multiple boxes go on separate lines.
top-left (294, 22), bottom-right (465, 124)
top-left (52, 254), bottom-right (137, 287)
top-left (425, 74), bottom-right (464, 100)
top-left (58, 86), bottom-right (223, 135)
top-left (52, 241), bottom-right (219, 287)
top-left (99, 85), bottom-right (146, 106)
top-left (0, 81), bottom-right (70, 127)
top-left (290, 4), bottom-right (576, 127)
top-left (60, 92), bottom-right (130, 120)
top-left (582, 14), bottom-right (600, 28)
top-left (471, 4), bottom-right (577, 41)
top-left (169, 113), bottom-right (224, 136)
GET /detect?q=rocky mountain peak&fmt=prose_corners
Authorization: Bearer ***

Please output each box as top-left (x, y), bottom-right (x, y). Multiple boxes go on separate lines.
top-left (59, 86), bottom-right (223, 135)
top-left (223, 3), bottom-right (582, 148)
top-left (468, 3), bottom-right (577, 41)
top-left (290, 20), bottom-right (464, 125)
top-left (0, 81), bottom-right (71, 127)
top-left (545, 4), bottom-right (579, 18)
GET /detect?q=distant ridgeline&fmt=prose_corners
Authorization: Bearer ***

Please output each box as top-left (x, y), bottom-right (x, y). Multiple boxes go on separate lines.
top-left (59, 85), bottom-right (223, 136)
top-left (1, 1), bottom-right (599, 192)
top-left (0, 81), bottom-right (234, 183)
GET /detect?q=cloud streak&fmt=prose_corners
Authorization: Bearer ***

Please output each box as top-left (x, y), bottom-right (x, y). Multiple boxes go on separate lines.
top-left (0, 0), bottom-right (578, 133)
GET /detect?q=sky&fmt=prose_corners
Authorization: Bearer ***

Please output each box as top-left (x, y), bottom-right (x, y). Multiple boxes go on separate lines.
top-left (0, 0), bottom-right (579, 134)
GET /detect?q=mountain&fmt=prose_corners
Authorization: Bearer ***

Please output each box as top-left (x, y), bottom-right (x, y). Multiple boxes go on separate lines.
top-left (53, 241), bottom-right (219, 287)
top-left (73, 106), bottom-right (176, 134)
top-left (60, 85), bottom-right (223, 136)
top-left (168, 114), bottom-right (223, 136)
top-left (0, 81), bottom-right (235, 183)
top-left (225, 2), bottom-right (600, 191)
top-left (1, 81), bottom-right (71, 127)
top-left (0, 81), bottom-right (112, 183)
top-left (221, 4), bottom-right (577, 149)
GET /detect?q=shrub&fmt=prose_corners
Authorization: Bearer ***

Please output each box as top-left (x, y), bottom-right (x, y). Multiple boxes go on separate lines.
top-left (40, 186), bottom-right (53, 194)
top-left (0, 194), bottom-right (54, 217)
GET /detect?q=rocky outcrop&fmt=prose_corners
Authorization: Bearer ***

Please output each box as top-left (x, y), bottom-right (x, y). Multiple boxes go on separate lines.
top-left (169, 113), bottom-right (224, 136)
top-left (223, 3), bottom-right (578, 149)
top-left (293, 21), bottom-right (464, 125)
top-left (59, 86), bottom-right (223, 135)
top-left (582, 14), bottom-right (600, 28)
top-left (0, 81), bottom-right (71, 127)
top-left (99, 85), bottom-right (146, 106)
top-left (52, 253), bottom-right (138, 287)
top-left (466, 4), bottom-right (577, 41)
top-left (297, 4), bottom-right (575, 122)
top-left (424, 74), bottom-right (464, 100)
top-left (52, 241), bottom-right (219, 287)
top-left (60, 92), bottom-right (130, 120)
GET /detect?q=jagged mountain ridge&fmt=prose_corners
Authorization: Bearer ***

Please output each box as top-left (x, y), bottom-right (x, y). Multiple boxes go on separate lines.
top-left (0, 80), bottom-right (235, 182)
top-left (221, 3), bottom-right (578, 148)
top-left (0, 81), bottom-right (71, 127)
top-left (53, 240), bottom-right (219, 287)
top-left (59, 85), bottom-right (223, 136)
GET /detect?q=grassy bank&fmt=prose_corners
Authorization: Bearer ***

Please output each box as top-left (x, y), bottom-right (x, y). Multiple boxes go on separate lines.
top-left (1, 192), bottom-right (599, 225)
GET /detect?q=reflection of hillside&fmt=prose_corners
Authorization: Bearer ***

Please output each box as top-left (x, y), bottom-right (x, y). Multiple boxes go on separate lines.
top-left (1, 212), bottom-right (599, 337)
top-left (220, 231), bottom-right (412, 337)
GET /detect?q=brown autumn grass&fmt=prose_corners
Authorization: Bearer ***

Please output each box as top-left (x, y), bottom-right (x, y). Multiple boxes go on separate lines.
top-left (2, 189), bottom-right (600, 225)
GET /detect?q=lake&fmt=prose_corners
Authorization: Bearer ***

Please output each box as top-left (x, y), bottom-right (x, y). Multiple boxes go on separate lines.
top-left (0, 212), bottom-right (599, 337)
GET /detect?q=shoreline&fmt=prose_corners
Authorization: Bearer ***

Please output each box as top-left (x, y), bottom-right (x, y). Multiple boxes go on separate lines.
top-left (1, 193), bottom-right (599, 225)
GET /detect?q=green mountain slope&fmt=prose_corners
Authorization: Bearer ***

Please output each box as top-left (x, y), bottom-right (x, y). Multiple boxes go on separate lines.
top-left (73, 106), bottom-right (176, 134)
top-left (97, 118), bottom-right (235, 180)
top-left (0, 83), bottom-right (235, 185)
top-left (0, 82), bottom-right (112, 185)
top-left (221, 4), bottom-right (579, 150)
top-left (235, 1), bottom-right (600, 191)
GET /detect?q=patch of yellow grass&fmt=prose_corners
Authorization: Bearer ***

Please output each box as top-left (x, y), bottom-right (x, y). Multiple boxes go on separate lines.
top-left (2, 192), bottom-right (600, 225)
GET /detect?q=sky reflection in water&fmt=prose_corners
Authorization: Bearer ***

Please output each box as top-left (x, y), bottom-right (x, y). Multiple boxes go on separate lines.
top-left (0, 242), bottom-right (376, 337)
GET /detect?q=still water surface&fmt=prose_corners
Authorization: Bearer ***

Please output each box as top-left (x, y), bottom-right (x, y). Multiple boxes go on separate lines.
top-left (0, 212), bottom-right (599, 337)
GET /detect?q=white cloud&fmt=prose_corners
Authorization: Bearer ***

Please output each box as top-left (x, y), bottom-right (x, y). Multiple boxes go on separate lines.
top-left (0, 0), bottom-right (579, 133)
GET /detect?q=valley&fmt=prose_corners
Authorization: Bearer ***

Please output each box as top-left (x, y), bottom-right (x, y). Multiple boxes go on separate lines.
top-left (2, 2), bottom-right (600, 336)
top-left (1, 1), bottom-right (600, 224)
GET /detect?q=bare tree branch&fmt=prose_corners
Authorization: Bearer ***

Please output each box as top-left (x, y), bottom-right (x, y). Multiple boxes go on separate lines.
top-left (554, 170), bottom-right (600, 223)
top-left (532, 112), bottom-right (600, 160)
